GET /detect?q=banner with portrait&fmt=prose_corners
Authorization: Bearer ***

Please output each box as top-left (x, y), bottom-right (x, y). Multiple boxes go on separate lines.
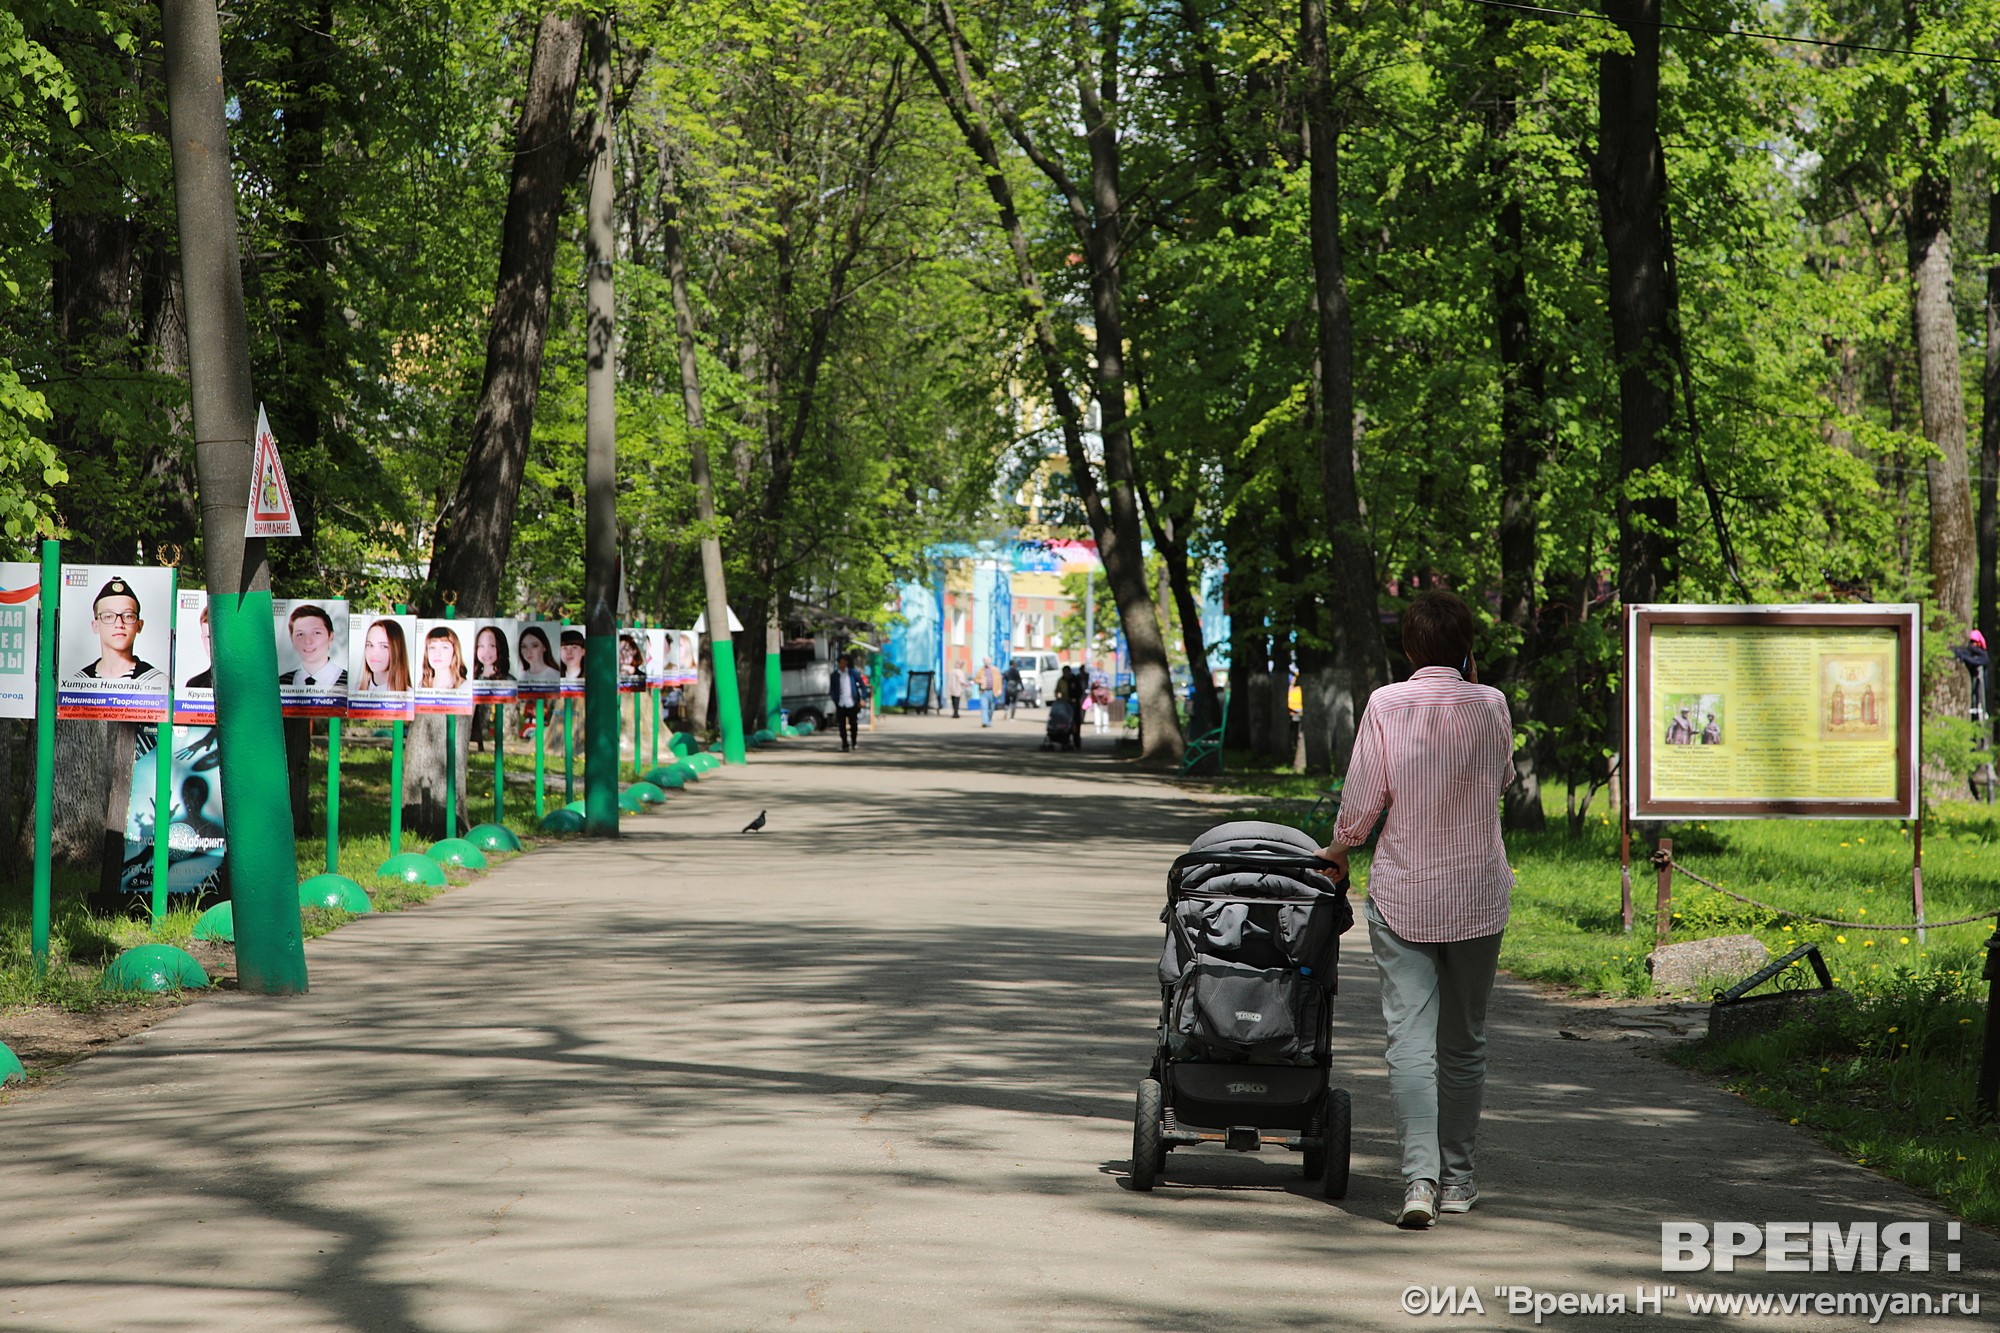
top-left (274, 597), bottom-right (350, 718)
top-left (56, 564), bottom-right (173, 721)
top-left (667, 628), bottom-right (699, 686)
top-left (118, 724), bottom-right (226, 898)
top-left (618, 628), bottom-right (648, 693)
top-left (469, 618), bottom-right (521, 703)
top-left (0, 562), bottom-right (40, 721)
top-left (558, 626), bottom-right (586, 696)
top-left (414, 618), bottom-right (476, 715)
top-left (172, 589), bottom-right (214, 725)
top-left (645, 628), bottom-right (669, 689)
top-left (347, 612), bottom-right (417, 721)
top-left (515, 620), bottom-right (564, 699)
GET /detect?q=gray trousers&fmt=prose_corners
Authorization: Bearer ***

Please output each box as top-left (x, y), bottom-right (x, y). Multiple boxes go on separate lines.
top-left (1363, 897), bottom-right (1503, 1188)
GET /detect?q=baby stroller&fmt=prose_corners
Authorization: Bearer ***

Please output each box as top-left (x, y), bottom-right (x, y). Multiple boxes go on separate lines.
top-left (1131, 821), bottom-right (1353, 1195)
top-left (1043, 698), bottom-right (1078, 751)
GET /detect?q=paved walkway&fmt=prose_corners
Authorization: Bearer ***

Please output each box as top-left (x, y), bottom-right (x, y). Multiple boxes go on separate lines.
top-left (1, 713), bottom-right (1991, 1330)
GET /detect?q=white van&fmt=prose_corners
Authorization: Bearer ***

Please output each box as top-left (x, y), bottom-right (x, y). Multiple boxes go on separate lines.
top-left (1009, 651), bottom-right (1064, 707)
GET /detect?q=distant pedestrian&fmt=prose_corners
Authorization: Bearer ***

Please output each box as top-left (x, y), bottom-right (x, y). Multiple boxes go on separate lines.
top-left (1003, 661), bottom-right (1023, 720)
top-left (1057, 666), bottom-right (1085, 749)
top-left (1090, 670), bottom-right (1112, 735)
top-left (950, 664), bottom-right (967, 718)
top-left (829, 651), bottom-right (869, 752)
top-left (977, 658), bottom-right (1001, 727)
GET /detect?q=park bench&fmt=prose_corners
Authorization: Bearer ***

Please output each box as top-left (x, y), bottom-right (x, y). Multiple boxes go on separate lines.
top-left (1176, 691), bottom-right (1230, 777)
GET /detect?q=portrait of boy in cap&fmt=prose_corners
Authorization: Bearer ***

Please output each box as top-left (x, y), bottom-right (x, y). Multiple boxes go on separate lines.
top-left (80, 578), bottom-right (164, 685)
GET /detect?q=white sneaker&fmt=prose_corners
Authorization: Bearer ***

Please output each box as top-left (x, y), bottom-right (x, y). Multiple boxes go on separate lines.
top-left (1439, 1182), bottom-right (1479, 1214)
top-left (1398, 1179), bottom-right (1438, 1229)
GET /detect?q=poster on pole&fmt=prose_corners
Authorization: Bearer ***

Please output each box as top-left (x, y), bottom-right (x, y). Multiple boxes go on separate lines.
top-left (1626, 604), bottom-right (1920, 820)
top-left (56, 564), bottom-right (172, 721)
top-left (515, 620), bottom-right (563, 699)
top-left (0, 562), bottom-right (40, 720)
top-left (471, 618), bottom-right (521, 703)
top-left (618, 628), bottom-right (648, 693)
top-left (347, 612), bottom-right (417, 721)
top-left (117, 724), bottom-right (226, 898)
top-left (274, 597), bottom-right (350, 718)
top-left (414, 618), bottom-right (475, 716)
top-left (645, 628), bottom-right (669, 690)
top-left (558, 626), bottom-right (586, 697)
top-left (667, 628), bottom-right (699, 686)
top-left (173, 589), bottom-right (215, 725)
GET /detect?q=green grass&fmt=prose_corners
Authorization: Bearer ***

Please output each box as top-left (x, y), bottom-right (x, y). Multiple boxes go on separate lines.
top-left (1204, 771), bottom-right (2000, 1224)
top-left (1, 737), bottom-right (571, 1015)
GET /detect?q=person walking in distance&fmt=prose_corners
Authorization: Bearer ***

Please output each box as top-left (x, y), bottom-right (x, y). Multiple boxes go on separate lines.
top-left (949, 664), bottom-right (967, 719)
top-left (829, 650), bottom-right (869, 752)
top-left (1090, 666), bottom-right (1112, 735)
top-left (1003, 659), bottom-right (1023, 721)
top-left (975, 658), bottom-right (1002, 727)
top-left (1313, 590), bottom-right (1513, 1231)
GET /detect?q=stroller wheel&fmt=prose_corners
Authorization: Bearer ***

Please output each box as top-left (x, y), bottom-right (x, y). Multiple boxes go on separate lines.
top-left (1321, 1087), bottom-right (1352, 1200)
top-left (1131, 1078), bottom-right (1164, 1191)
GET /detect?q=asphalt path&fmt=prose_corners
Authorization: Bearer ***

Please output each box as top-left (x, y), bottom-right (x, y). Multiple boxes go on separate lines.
top-left (0, 712), bottom-right (1992, 1330)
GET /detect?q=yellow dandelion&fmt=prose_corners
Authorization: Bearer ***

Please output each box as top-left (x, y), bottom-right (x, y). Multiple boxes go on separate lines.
top-left (1900, 937), bottom-right (1910, 945)
top-left (1888, 1027), bottom-right (1899, 1034)
top-left (1837, 935), bottom-right (1848, 944)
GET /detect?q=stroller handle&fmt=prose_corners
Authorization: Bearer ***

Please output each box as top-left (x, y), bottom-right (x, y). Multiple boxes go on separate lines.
top-left (1167, 849), bottom-right (1349, 896)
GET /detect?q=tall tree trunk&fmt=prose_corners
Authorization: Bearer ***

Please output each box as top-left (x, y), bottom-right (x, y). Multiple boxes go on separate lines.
top-left (662, 150), bottom-right (743, 755)
top-left (1908, 152), bottom-right (1975, 779)
top-left (581, 13), bottom-right (620, 834)
top-left (1593, 0), bottom-right (1678, 608)
top-left (1979, 178), bottom-right (2000, 725)
top-left (1489, 11), bottom-right (1548, 832)
top-left (425, 11), bottom-right (585, 617)
top-left (408, 12), bottom-right (582, 836)
top-left (893, 4), bottom-right (1183, 762)
top-left (1301, 0), bottom-right (1388, 772)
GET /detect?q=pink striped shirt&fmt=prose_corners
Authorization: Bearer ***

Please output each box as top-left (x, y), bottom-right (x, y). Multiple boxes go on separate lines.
top-left (1330, 666), bottom-right (1514, 942)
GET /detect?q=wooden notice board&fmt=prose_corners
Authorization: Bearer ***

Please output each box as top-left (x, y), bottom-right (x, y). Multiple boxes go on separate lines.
top-left (1625, 604), bottom-right (1920, 820)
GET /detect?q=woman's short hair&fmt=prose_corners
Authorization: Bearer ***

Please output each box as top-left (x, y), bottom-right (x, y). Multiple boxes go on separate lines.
top-left (1401, 591), bottom-right (1476, 670)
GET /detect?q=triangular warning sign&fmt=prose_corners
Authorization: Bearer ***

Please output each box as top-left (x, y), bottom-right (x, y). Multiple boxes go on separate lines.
top-left (245, 403), bottom-right (301, 538)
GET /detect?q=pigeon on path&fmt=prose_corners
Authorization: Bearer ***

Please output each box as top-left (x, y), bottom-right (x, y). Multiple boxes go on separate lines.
top-left (740, 809), bottom-right (767, 834)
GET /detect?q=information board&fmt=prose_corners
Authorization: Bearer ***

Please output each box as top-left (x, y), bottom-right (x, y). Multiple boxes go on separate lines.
top-left (1626, 604), bottom-right (1920, 820)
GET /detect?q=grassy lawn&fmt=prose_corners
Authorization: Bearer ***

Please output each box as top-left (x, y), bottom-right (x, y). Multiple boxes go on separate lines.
top-left (1199, 760), bottom-right (2000, 1224)
top-left (0, 731), bottom-right (581, 1013)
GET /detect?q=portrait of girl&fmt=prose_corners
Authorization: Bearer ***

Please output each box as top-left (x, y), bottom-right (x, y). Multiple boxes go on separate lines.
top-left (421, 626), bottom-right (467, 689)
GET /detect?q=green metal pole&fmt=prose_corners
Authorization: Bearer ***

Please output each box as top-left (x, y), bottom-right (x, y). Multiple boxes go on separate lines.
top-left (650, 681), bottom-right (660, 768)
top-left (326, 716), bottom-right (341, 874)
top-left (630, 688), bottom-right (640, 781)
top-left (584, 635), bottom-right (619, 833)
top-left (443, 604), bottom-right (457, 838)
top-left (152, 568), bottom-right (179, 924)
top-left (563, 698), bottom-right (574, 801)
top-left (494, 703), bottom-right (505, 824)
top-left (390, 720), bottom-right (405, 854)
top-left (30, 539), bottom-right (58, 978)
top-left (390, 603), bottom-right (407, 854)
top-left (534, 700), bottom-right (546, 819)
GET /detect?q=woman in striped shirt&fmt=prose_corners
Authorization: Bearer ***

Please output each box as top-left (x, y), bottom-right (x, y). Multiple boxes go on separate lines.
top-left (1316, 590), bottom-right (1515, 1230)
